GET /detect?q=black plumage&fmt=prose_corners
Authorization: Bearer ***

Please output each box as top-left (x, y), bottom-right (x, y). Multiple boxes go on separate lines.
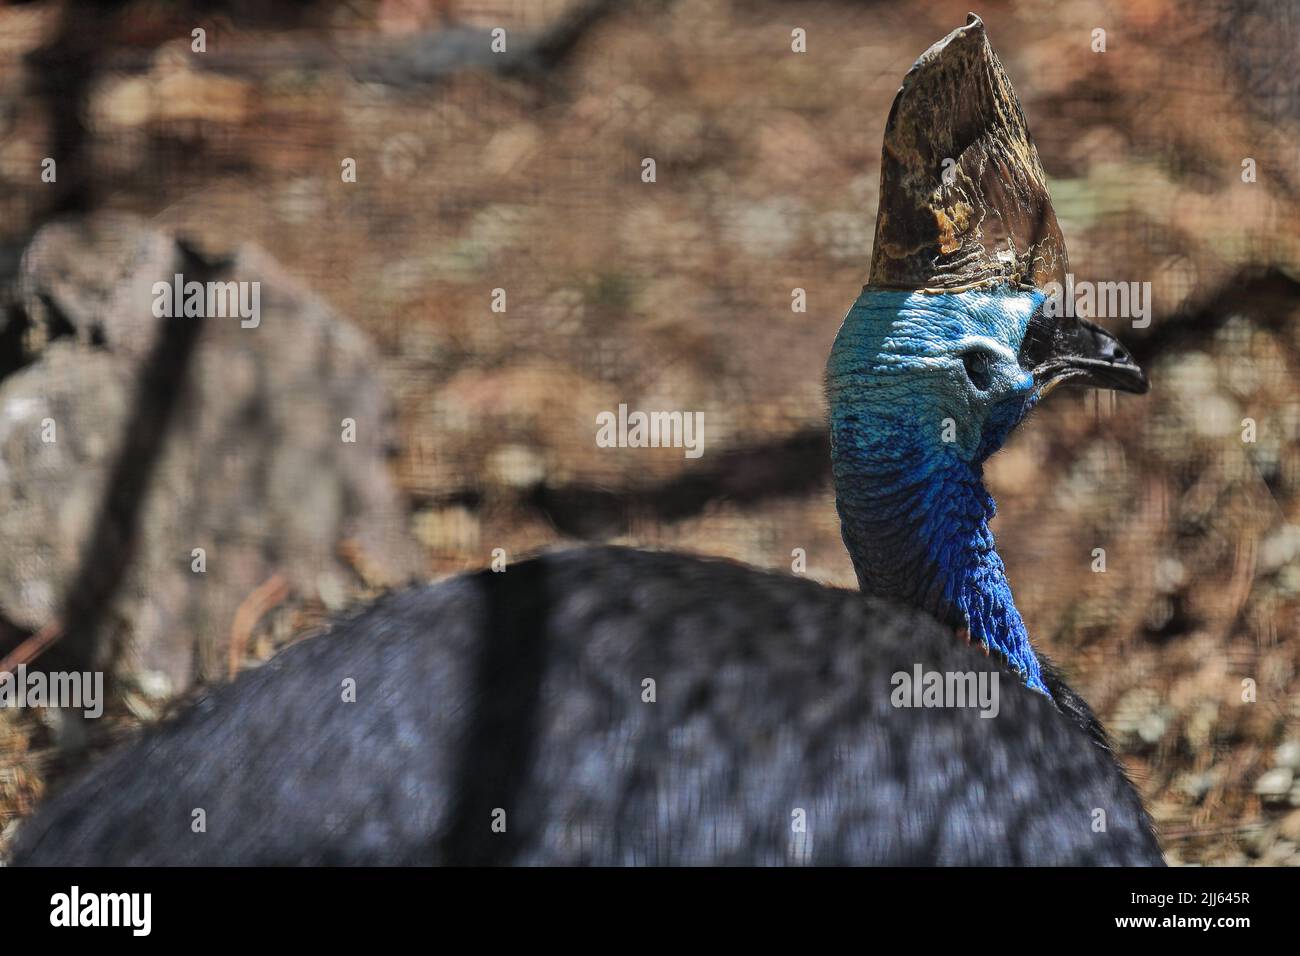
top-left (14, 547), bottom-right (1161, 866)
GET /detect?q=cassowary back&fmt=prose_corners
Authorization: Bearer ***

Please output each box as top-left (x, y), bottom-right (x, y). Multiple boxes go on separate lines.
top-left (14, 547), bottom-right (1162, 866)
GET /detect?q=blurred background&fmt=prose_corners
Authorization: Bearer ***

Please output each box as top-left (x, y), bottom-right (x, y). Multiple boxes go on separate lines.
top-left (0, 0), bottom-right (1298, 865)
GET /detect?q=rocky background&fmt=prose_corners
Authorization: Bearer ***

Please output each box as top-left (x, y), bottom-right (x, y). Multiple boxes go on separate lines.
top-left (1, 0), bottom-right (1298, 865)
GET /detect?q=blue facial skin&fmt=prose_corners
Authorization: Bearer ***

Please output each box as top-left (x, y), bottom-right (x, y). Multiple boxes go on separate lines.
top-left (828, 287), bottom-right (1050, 695)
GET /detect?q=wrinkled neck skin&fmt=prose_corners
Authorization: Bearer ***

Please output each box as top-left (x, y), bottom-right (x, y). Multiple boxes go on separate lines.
top-left (828, 288), bottom-right (1049, 695)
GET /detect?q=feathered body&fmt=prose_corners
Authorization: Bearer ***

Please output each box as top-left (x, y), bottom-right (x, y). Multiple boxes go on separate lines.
top-left (14, 547), bottom-right (1161, 865)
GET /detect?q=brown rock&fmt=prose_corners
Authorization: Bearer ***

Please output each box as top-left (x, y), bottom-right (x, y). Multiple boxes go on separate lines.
top-left (0, 215), bottom-right (421, 694)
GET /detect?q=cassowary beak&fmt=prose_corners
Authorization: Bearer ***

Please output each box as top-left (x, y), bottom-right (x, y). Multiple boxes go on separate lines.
top-left (867, 13), bottom-right (1149, 397)
top-left (1020, 309), bottom-right (1149, 396)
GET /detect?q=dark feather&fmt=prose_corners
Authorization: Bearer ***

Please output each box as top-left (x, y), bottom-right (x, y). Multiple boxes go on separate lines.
top-left (13, 546), bottom-right (1163, 866)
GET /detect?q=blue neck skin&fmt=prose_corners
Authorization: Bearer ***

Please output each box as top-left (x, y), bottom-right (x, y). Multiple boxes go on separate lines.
top-left (827, 288), bottom-right (1049, 695)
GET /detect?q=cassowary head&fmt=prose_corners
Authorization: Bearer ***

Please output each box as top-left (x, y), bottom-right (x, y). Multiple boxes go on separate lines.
top-left (827, 15), bottom-right (1148, 692)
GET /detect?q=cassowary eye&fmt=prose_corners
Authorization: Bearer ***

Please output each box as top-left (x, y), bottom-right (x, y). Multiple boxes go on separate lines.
top-left (961, 349), bottom-right (994, 391)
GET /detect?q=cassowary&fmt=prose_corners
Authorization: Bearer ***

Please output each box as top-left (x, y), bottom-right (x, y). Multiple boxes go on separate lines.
top-left (13, 16), bottom-right (1163, 866)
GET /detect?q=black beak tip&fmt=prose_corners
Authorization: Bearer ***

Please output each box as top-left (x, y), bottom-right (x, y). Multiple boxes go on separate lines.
top-left (1097, 333), bottom-right (1150, 395)
top-left (1033, 356), bottom-right (1150, 396)
top-left (1124, 362), bottom-right (1151, 395)
top-left (1026, 316), bottom-right (1151, 397)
